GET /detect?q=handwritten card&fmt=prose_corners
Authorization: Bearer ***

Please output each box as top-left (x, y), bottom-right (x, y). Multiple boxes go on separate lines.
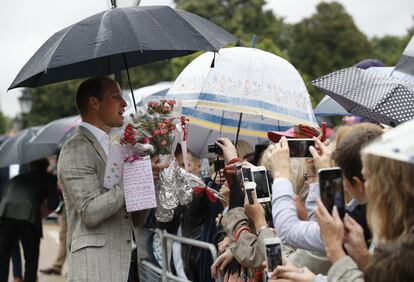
top-left (104, 144), bottom-right (130, 189)
top-left (123, 156), bottom-right (157, 212)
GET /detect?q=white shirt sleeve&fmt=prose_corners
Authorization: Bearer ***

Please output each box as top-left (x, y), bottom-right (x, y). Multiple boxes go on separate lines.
top-left (305, 182), bottom-right (320, 220)
top-left (272, 178), bottom-right (325, 252)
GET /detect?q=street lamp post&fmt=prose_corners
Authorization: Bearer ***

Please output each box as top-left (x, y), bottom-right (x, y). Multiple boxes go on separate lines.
top-left (18, 89), bottom-right (32, 129)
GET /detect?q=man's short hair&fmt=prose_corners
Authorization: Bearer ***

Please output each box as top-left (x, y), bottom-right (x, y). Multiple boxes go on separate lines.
top-left (75, 77), bottom-right (113, 115)
top-left (333, 123), bottom-right (382, 183)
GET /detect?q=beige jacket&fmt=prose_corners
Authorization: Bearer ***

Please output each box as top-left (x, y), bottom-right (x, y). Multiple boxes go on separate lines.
top-left (222, 207), bottom-right (276, 268)
top-left (58, 126), bottom-right (148, 282)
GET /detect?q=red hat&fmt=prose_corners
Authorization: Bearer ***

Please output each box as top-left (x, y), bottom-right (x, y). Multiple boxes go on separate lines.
top-left (267, 124), bottom-right (320, 143)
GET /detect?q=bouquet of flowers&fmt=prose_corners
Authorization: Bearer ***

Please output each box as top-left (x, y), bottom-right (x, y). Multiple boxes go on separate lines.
top-left (117, 97), bottom-right (195, 222)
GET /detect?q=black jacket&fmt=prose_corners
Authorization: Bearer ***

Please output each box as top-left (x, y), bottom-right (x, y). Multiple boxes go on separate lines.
top-left (0, 170), bottom-right (59, 236)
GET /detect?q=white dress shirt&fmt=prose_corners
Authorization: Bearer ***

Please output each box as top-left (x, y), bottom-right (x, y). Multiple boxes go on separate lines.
top-left (80, 122), bottom-right (110, 157)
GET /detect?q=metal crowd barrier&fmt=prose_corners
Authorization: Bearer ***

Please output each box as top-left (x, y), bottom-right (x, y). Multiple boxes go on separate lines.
top-left (138, 228), bottom-right (222, 282)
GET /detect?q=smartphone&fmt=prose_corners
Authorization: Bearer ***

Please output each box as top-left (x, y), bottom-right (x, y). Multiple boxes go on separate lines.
top-left (287, 138), bottom-right (315, 158)
top-left (264, 237), bottom-right (283, 276)
top-left (318, 167), bottom-right (345, 218)
top-left (250, 166), bottom-right (271, 203)
top-left (244, 181), bottom-right (257, 205)
top-left (241, 167), bottom-right (252, 182)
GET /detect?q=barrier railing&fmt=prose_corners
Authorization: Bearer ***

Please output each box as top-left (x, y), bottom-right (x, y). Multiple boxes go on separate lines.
top-left (138, 228), bottom-right (222, 282)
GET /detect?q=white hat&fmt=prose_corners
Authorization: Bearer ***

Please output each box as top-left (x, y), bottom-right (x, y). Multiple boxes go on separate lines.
top-left (362, 119), bottom-right (414, 164)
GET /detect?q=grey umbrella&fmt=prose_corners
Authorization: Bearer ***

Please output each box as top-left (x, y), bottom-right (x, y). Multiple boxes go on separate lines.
top-left (312, 67), bottom-right (414, 126)
top-left (8, 6), bottom-right (237, 91)
top-left (30, 115), bottom-right (81, 148)
top-left (314, 95), bottom-right (349, 116)
top-left (395, 35), bottom-right (414, 77)
top-left (0, 127), bottom-right (57, 168)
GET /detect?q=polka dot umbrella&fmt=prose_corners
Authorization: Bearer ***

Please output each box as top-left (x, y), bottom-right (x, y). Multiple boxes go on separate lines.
top-left (312, 67), bottom-right (414, 127)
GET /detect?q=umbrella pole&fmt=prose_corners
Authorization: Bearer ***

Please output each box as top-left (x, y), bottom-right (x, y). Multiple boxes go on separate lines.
top-left (122, 54), bottom-right (138, 113)
top-left (235, 112), bottom-right (243, 147)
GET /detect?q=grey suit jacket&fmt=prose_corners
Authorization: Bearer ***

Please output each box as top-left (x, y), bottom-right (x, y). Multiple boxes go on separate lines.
top-left (58, 126), bottom-right (148, 282)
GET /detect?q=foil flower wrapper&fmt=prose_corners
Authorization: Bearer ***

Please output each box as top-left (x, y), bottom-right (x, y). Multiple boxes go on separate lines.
top-left (157, 154), bottom-right (180, 210)
top-left (155, 206), bottom-right (174, 223)
top-left (178, 168), bottom-right (205, 205)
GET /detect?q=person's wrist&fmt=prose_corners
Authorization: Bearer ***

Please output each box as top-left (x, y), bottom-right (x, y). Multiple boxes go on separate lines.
top-left (254, 219), bottom-right (267, 231)
top-left (355, 248), bottom-right (371, 271)
top-left (327, 246), bottom-right (346, 263)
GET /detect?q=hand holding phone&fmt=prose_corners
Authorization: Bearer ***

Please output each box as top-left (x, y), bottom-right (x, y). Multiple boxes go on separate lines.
top-left (318, 167), bottom-right (345, 218)
top-left (264, 237), bottom-right (283, 276)
top-left (287, 138), bottom-right (315, 158)
top-left (250, 166), bottom-right (271, 203)
top-left (244, 181), bottom-right (256, 205)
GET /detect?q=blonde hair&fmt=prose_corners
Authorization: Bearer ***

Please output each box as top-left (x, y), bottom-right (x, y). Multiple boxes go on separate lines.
top-left (259, 148), bottom-right (309, 201)
top-left (362, 154), bottom-right (414, 244)
top-left (235, 140), bottom-right (253, 160)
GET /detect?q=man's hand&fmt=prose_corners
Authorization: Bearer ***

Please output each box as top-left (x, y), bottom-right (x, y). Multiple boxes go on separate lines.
top-left (343, 214), bottom-right (371, 270)
top-left (314, 198), bottom-right (345, 263)
top-left (267, 136), bottom-right (291, 179)
top-left (151, 156), bottom-right (169, 181)
top-left (243, 191), bottom-right (267, 230)
top-left (216, 138), bottom-right (238, 163)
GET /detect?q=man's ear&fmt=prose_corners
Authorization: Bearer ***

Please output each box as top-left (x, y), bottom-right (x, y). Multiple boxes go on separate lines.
top-left (88, 96), bottom-right (100, 111)
top-left (352, 176), bottom-right (365, 192)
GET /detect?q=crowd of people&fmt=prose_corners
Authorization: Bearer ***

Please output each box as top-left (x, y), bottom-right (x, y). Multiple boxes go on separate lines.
top-left (0, 75), bottom-right (413, 282)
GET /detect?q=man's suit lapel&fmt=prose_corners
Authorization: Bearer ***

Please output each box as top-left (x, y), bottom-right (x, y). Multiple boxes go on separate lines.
top-left (78, 126), bottom-right (108, 164)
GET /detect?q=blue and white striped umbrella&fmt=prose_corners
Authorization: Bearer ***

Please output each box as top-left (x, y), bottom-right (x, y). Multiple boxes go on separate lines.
top-left (166, 47), bottom-right (318, 141)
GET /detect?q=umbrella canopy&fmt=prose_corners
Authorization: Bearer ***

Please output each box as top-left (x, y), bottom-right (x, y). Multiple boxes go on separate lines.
top-left (314, 66), bottom-right (414, 117)
top-left (314, 95), bottom-right (349, 116)
top-left (30, 115), bottom-right (81, 148)
top-left (0, 127), bottom-right (57, 168)
top-left (124, 82), bottom-right (173, 115)
top-left (166, 47), bottom-right (318, 140)
top-left (9, 6), bottom-right (237, 90)
top-left (395, 35), bottom-right (414, 77)
top-left (312, 67), bottom-right (414, 126)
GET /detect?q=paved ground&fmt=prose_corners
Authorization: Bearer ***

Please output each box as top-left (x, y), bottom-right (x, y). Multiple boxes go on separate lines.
top-left (9, 221), bottom-right (66, 282)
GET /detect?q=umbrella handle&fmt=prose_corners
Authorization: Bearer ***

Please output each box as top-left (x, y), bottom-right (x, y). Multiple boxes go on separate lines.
top-left (122, 54), bottom-right (138, 113)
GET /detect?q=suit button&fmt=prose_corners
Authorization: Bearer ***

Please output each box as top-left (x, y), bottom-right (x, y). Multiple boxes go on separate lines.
top-left (124, 215), bottom-right (129, 219)
top-left (126, 240), bottom-right (131, 244)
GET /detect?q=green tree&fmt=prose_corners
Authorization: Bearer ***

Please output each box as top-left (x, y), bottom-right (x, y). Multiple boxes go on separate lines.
top-left (175, 0), bottom-right (288, 51)
top-left (28, 81), bottom-right (80, 126)
top-left (0, 111), bottom-right (11, 134)
top-left (288, 2), bottom-right (372, 80)
top-left (371, 35), bottom-right (407, 66)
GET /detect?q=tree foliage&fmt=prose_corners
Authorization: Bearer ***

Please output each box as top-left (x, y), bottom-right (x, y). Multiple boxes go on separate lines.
top-left (28, 81), bottom-right (80, 126)
top-left (0, 111), bottom-right (11, 134)
top-left (287, 2), bottom-right (373, 80)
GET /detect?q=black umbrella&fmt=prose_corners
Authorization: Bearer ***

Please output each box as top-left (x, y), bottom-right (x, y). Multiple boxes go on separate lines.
top-left (0, 127), bottom-right (57, 168)
top-left (8, 6), bottom-right (237, 112)
top-left (312, 67), bottom-right (414, 126)
top-left (30, 115), bottom-right (81, 148)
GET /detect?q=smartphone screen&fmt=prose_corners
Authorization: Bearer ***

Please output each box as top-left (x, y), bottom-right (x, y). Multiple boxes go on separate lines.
top-left (319, 168), bottom-right (345, 218)
top-left (265, 242), bottom-right (283, 273)
top-left (241, 167), bottom-right (252, 182)
top-left (251, 169), bottom-right (271, 202)
top-left (287, 139), bottom-right (315, 158)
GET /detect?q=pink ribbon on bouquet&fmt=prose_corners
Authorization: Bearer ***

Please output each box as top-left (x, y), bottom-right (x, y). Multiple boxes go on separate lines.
top-left (179, 116), bottom-right (189, 173)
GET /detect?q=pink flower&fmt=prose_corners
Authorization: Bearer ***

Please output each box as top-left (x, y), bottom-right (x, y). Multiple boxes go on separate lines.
top-left (158, 122), bottom-right (166, 129)
top-left (142, 137), bottom-right (150, 144)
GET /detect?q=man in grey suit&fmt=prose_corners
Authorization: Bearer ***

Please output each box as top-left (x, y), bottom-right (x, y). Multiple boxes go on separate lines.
top-left (58, 77), bottom-right (165, 282)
